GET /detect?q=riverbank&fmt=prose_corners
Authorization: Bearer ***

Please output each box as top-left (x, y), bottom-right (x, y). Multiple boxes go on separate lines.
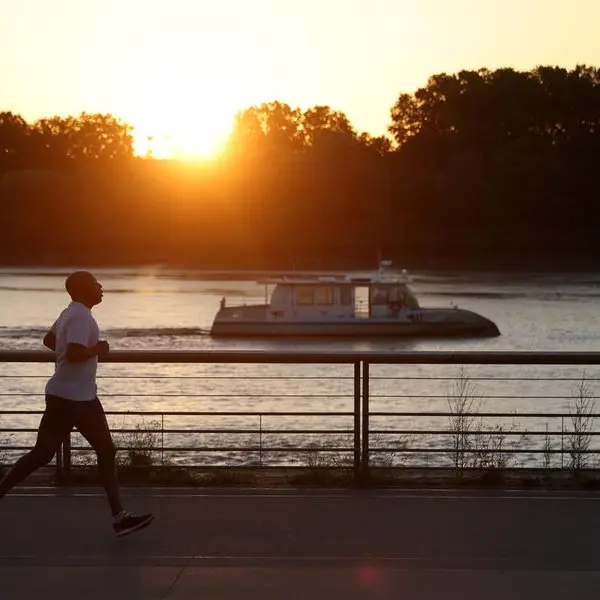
top-left (1, 257), bottom-right (600, 276)
top-left (10, 465), bottom-right (600, 491)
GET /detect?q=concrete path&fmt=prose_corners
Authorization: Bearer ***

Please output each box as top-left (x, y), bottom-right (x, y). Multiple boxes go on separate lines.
top-left (1, 487), bottom-right (599, 599)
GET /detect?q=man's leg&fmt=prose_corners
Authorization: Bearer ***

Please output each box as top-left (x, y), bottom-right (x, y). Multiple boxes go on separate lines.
top-left (75, 398), bottom-right (153, 536)
top-left (0, 396), bottom-right (73, 499)
top-left (74, 398), bottom-right (122, 516)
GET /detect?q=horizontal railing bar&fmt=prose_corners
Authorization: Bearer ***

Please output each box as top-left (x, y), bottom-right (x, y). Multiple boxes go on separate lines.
top-left (3, 374), bottom-right (597, 382)
top-left (372, 377), bottom-right (600, 381)
top-left (0, 429), bottom-right (591, 438)
top-left (369, 429), bottom-right (600, 436)
top-left (112, 394), bottom-right (351, 399)
top-left (110, 429), bottom-right (354, 435)
top-left (0, 428), bottom-right (591, 437)
top-left (369, 395), bottom-right (596, 400)
top-left (3, 394), bottom-right (584, 400)
top-left (0, 410), bottom-right (592, 419)
top-left (70, 446), bottom-right (355, 453)
top-left (3, 350), bottom-right (600, 365)
top-left (366, 466), bottom-right (600, 471)
top-left (0, 428), bottom-right (42, 433)
top-left (0, 447), bottom-right (58, 452)
top-left (65, 446), bottom-right (598, 455)
top-left (99, 376), bottom-right (353, 380)
top-left (0, 410), bottom-right (590, 418)
top-left (0, 462), bottom-right (591, 472)
top-left (1, 429), bottom-right (591, 438)
top-left (0, 411), bottom-right (354, 417)
top-left (0, 393), bottom-right (353, 398)
top-left (0, 428), bottom-right (355, 435)
top-left (0, 375), bottom-right (355, 380)
top-left (0, 412), bottom-right (591, 419)
top-left (370, 412), bottom-right (594, 418)
top-left (367, 448), bottom-right (598, 454)
top-left (0, 446), bottom-right (592, 455)
top-left (0, 411), bottom-right (49, 415)
top-left (1, 393), bottom-right (588, 401)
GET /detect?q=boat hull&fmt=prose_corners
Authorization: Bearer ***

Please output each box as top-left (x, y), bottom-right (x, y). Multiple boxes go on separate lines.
top-left (210, 318), bottom-right (500, 338)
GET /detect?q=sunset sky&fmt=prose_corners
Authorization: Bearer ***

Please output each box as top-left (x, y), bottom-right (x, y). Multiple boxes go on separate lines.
top-left (1, 0), bottom-right (599, 158)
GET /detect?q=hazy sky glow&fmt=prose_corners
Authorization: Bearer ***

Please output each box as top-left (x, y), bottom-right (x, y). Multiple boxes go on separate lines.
top-left (1, 0), bottom-right (599, 157)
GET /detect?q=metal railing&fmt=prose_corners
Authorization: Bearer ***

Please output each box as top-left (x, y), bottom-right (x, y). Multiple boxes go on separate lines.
top-left (1, 350), bottom-right (600, 484)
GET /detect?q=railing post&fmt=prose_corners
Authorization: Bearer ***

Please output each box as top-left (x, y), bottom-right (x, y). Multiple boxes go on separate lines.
top-left (259, 414), bottom-right (263, 468)
top-left (55, 445), bottom-right (64, 485)
top-left (62, 433), bottom-right (71, 484)
top-left (353, 361), bottom-right (361, 482)
top-left (161, 414), bottom-right (165, 466)
top-left (361, 360), bottom-right (370, 481)
top-left (561, 416), bottom-right (565, 469)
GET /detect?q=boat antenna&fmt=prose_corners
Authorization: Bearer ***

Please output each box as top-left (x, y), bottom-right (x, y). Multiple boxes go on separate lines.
top-left (375, 260), bottom-right (392, 282)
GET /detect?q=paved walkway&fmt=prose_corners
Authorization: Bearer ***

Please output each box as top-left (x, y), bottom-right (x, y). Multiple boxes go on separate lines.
top-left (1, 487), bottom-right (599, 599)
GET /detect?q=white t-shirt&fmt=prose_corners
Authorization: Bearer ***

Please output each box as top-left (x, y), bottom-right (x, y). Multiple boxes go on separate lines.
top-left (45, 302), bottom-right (100, 401)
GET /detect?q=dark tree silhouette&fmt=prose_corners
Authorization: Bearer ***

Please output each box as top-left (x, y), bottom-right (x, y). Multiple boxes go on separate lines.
top-left (1, 65), bottom-right (600, 269)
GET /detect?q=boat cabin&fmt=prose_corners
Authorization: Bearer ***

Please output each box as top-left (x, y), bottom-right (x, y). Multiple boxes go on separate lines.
top-left (259, 277), bottom-right (420, 320)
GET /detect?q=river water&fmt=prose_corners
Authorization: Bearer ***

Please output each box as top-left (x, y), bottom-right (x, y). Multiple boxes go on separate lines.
top-left (0, 267), bottom-right (599, 467)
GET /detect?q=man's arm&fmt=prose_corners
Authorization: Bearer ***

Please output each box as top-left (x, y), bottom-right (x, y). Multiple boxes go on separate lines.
top-left (66, 342), bottom-right (106, 362)
top-left (43, 330), bottom-right (56, 351)
top-left (43, 319), bottom-right (58, 351)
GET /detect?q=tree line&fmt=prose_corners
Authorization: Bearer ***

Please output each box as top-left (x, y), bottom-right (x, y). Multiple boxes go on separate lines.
top-left (1, 65), bottom-right (600, 270)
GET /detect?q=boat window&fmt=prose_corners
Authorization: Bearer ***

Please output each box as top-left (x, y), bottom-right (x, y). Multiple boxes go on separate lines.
top-left (370, 286), bottom-right (389, 305)
top-left (340, 286), bottom-right (352, 305)
top-left (388, 286), bottom-right (406, 306)
top-left (296, 288), bottom-right (314, 305)
top-left (315, 286), bottom-right (334, 305)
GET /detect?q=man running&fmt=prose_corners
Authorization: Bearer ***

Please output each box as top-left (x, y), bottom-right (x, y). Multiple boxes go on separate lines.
top-left (0, 271), bottom-right (153, 537)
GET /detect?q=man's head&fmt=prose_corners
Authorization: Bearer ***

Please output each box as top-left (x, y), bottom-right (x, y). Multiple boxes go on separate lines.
top-left (65, 271), bottom-right (103, 308)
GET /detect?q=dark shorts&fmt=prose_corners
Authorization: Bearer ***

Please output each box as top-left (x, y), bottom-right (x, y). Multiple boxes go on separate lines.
top-left (36, 394), bottom-right (115, 456)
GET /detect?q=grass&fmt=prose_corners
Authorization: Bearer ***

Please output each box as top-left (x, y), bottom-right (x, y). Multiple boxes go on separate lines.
top-left (446, 368), bottom-right (523, 477)
top-left (566, 376), bottom-right (596, 471)
top-left (47, 465), bottom-right (600, 489)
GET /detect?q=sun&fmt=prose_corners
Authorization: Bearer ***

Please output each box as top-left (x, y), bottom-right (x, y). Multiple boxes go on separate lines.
top-left (132, 98), bottom-right (235, 161)
top-left (124, 59), bottom-right (246, 161)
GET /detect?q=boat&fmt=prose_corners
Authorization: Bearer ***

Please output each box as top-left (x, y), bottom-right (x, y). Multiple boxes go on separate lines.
top-left (210, 261), bottom-right (500, 338)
